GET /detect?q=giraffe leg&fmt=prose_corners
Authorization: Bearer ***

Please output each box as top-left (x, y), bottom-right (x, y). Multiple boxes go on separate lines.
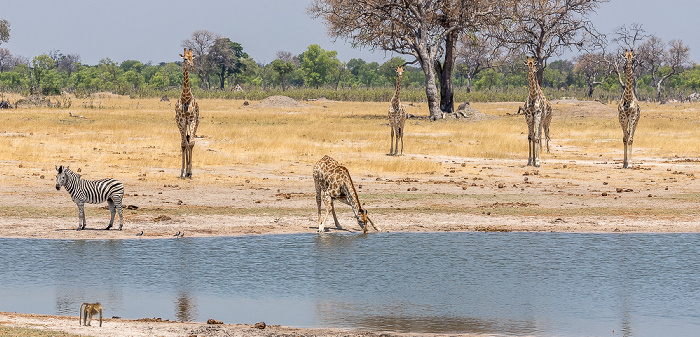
top-left (533, 114), bottom-right (543, 167)
top-left (389, 126), bottom-right (394, 156)
top-left (544, 121), bottom-right (551, 153)
top-left (106, 198), bottom-right (115, 230)
top-left (394, 129), bottom-right (400, 156)
top-left (318, 195), bottom-right (333, 232)
top-left (330, 200), bottom-right (343, 229)
top-left (185, 136), bottom-right (194, 178)
top-left (315, 182), bottom-right (323, 220)
top-left (180, 141), bottom-right (187, 179)
top-left (399, 127), bottom-right (404, 156)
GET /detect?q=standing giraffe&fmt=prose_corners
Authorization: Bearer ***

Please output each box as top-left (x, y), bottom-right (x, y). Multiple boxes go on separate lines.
top-left (618, 49), bottom-right (641, 169)
top-left (524, 57), bottom-right (552, 167)
top-left (176, 48), bottom-right (200, 179)
top-left (388, 66), bottom-right (406, 156)
top-left (313, 155), bottom-right (380, 233)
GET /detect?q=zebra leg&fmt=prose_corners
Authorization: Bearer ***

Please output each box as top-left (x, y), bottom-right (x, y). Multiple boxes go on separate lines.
top-left (77, 202), bottom-right (86, 230)
top-left (116, 199), bottom-right (123, 230)
top-left (106, 199), bottom-right (115, 230)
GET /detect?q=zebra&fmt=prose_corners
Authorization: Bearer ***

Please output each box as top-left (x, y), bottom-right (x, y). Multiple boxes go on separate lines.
top-left (55, 165), bottom-right (124, 231)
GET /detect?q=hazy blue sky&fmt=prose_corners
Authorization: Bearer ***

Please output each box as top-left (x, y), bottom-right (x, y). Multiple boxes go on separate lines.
top-left (2, 0), bottom-right (699, 65)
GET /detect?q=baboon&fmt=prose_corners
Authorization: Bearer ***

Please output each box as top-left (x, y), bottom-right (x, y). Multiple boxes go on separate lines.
top-left (79, 302), bottom-right (103, 327)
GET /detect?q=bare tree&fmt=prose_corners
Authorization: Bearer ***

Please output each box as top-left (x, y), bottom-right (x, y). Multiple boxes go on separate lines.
top-left (0, 48), bottom-right (13, 72)
top-left (574, 52), bottom-right (606, 98)
top-left (276, 51), bottom-right (300, 67)
top-left (455, 33), bottom-right (503, 93)
top-left (309, 0), bottom-right (501, 120)
top-left (648, 39), bottom-right (690, 101)
top-left (182, 30), bottom-right (221, 89)
top-left (493, 0), bottom-right (607, 85)
top-left (57, 54), bottom-right (81, 76)
top-left (604, 23), bottom-right (648, 90)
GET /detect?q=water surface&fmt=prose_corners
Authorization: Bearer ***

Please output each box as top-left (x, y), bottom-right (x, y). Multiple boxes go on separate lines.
top-left (1, 232), bottom-right (699, 336)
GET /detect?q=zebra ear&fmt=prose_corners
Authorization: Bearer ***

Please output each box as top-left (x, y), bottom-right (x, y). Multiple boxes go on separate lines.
top-left (57, 165), bottom-right (62, 173)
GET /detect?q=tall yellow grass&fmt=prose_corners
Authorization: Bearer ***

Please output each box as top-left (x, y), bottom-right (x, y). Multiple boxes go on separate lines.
top-left (2, 94), bottom-right (700, 182)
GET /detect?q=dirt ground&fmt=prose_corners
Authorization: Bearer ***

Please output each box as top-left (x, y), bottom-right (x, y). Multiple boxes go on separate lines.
top-left (1, 154), bottom-right (699, 240)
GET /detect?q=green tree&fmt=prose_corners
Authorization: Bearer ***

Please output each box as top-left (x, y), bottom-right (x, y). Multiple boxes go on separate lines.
top-left (208, 38), bottom-right (248, 89)
top-left (271, 59), bottom-right (295, 91)
top-left (40, 69), bottom-right (63, 95)
top-left (31, 54), bottom-right (55, 90)
top-left (379, 57), bottom-right (407, 86)
top-left (299, 44), bottom-right (339, 89)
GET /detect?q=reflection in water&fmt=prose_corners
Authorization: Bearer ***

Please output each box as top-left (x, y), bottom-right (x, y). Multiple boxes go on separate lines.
top-left (1, 233), bottom-right (700, 336)
top-left (175, 292), bottom-right (197, 322)
top-left (173, 239), bottom-right (198, 321)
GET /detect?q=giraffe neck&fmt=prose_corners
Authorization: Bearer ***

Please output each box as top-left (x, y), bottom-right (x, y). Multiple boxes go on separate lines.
top-left (180, 64), bottom-right (193, 104)
top-left (391, 74), bottom-right (402, 109)
top-left (341, 170), bottom-right (363, 216)
top-left (527, 68), bottom-right (539, 101)
top-left (623, 59), bottom-right (634, 102)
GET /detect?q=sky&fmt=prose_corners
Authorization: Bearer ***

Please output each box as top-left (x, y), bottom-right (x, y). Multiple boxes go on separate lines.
top-left (2, 0), bottom-right (700, 66)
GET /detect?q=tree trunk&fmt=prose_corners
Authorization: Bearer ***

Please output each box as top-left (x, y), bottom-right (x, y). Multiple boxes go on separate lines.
top-left (415, 40), bottom-right (443, 120)
top-left (423, 67), bottom-right (442, 121)
top-left (466, 76), bottom-right (472, 93)
top-left (435, 31), bottom-right (458, 115)
top-left (219, 67), bottom-right (226, 90)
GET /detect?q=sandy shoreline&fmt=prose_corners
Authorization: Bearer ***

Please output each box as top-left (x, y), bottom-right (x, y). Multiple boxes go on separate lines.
top-left (2, 311), bottom-right (489, 337)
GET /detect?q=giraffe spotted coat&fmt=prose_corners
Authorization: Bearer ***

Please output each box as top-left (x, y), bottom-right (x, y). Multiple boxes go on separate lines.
top-left (175, 48), bottom-right (200, 179)
top-left (313, 155), bottom-right (379, 233)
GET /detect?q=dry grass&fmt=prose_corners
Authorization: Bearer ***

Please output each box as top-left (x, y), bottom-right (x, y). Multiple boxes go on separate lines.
top-left (2, 94), bottom-right (700, 184)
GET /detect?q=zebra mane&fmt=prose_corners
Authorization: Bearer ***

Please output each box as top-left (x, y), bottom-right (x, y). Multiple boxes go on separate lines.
top-left (59, 165), bottom-right (81, 179)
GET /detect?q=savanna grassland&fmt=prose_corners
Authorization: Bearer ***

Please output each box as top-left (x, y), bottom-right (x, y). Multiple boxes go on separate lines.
top-left (1, 93), bottom-right (700, 239)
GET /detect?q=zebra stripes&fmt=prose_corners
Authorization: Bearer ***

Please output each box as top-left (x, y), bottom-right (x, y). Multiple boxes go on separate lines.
top-left (55, 165), bottom-right (124, 231)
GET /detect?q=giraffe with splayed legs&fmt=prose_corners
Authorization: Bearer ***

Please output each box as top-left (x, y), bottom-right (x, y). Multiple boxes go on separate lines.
top-left (176, 48), bottom-right (200, 179)
top-left (313, 155), bottom-right (380, 233)
top-left (388, 66), bottom-right (406, 156)
top-left (524, 57), bottom-right (552, 167)
top-left (618, 50), bottom-right (641, 169)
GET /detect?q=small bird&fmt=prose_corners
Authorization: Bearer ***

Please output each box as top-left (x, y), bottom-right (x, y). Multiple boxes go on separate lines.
top-left (174, 231), bottom-right (181, 237)
top-left (179, 231), bottom-right (185, 238)
top-left (136, 231), bottom-right (143, 236)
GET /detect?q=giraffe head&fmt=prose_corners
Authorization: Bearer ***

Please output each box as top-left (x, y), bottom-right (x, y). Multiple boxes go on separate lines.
top-left (396, 66), bottom-right (404, 77)
top-left (356, 208), bottom-right (376, 234)
top-left (624, 49), bottom-right (634, 65)
top-left (179, 48), bottom-right (195, 71)
top-left (525, 56), bottom-right (537, 73)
